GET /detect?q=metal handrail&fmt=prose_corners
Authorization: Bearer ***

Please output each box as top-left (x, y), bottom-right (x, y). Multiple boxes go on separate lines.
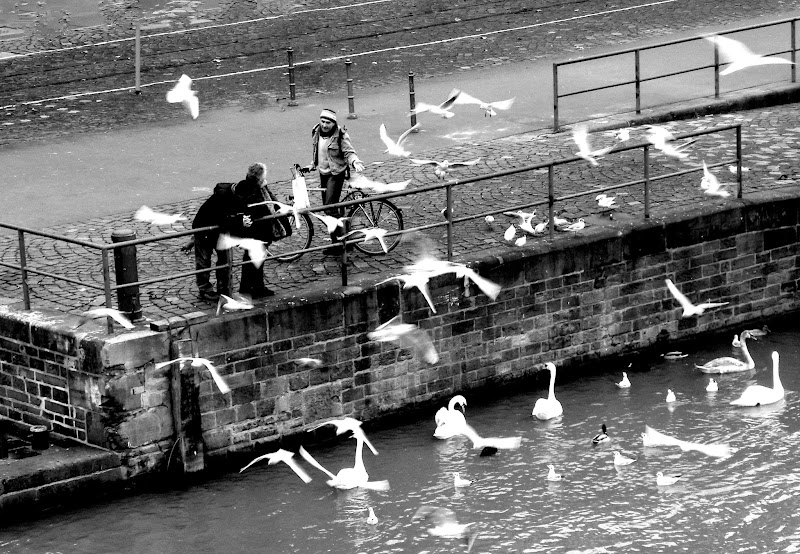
top-left (0, 124), bottom-right (742, 331)
top-left (553, 16), bottom-right (799, 130)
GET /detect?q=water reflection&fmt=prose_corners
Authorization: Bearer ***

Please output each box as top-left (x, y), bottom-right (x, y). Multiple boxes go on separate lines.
top-left (2, 321), bottom-right (800, 553)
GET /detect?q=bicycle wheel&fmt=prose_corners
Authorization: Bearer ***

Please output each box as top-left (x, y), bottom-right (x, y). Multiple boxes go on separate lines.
top-left (347, 198), bottom-right (404, 255)
top-left (267, 213), bottom-right (314, 262)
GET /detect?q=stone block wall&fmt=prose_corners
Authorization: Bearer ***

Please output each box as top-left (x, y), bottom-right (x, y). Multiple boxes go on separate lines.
top-left (0, 190), bottom-right (798, 479)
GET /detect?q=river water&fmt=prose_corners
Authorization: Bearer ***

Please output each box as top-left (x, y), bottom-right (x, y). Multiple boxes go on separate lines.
top-left (1, 318), bottom-right (799, 553)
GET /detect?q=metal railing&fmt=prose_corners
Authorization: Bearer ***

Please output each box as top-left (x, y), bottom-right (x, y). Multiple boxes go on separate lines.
top-left (553, 17), bottom-right (798, 131)
top-left (0, 124), bottom-right (742, 333)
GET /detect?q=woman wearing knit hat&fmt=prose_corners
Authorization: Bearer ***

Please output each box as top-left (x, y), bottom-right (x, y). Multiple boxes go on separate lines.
top-left (308, 108), bottom-right (365, 255)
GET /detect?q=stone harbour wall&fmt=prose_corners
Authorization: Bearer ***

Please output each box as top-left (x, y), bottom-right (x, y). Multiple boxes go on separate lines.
top-left (0, 190), bottom-right (798, 479)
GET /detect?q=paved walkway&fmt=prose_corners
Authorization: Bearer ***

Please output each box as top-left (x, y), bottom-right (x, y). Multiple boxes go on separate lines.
top-left (2, 0), bottom-right (800, 325)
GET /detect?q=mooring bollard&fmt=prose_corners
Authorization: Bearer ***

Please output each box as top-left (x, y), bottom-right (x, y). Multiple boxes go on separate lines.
top-left (287, 47), bottom-right (298, 106)
top-left (408, 70), bottom-right (418, 131)
top-left (111, 229), bottom-right (142, 321)
top-left (345, 58), bottom-right (357, 119)
top-left (134, 22), bottom-right (141, 94)
top-left (339, 217), bottom-right (351, 286)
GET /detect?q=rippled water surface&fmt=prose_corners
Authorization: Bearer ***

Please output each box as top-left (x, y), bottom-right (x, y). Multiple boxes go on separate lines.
top-left (2, 320), bottom-right (800, 553)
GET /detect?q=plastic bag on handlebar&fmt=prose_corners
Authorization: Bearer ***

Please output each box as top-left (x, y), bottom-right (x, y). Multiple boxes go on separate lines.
top-left (290, 165), bottom-right (311, 229)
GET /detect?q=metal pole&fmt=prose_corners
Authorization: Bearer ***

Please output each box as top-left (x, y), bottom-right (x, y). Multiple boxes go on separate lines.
top-left (345, 58), bottom-right (357, 119)
top-left (134, 22), bottom-right (141, 94)
top-left (547, 166), bottom-right (555, 239)
top-left (101, 249), bottom-right (114, 334)
top-left (408, 71), bottom-right (418, 131)
top-left (552, 64), bottom-right (559, 132)
top-left (736, 125), bottom-right (743, 199)
top-left (446, 185), bottom-right (453, 261)
top-left (339, 217), bottom-right (351, 286)
top-left (713, 40), bottom-right (720, 99)
top-left (111, 229), bottom-right (143, 321)
top-left (287, 47), bottom-right (298, 106)
top-left (17, 230), bottom-right (30, 310)
top-left (634, 50), bottom-right (641, 114)
top-left (792, 20), bottom-right (797, 83)
top-left (643, 145), bottom-right (651, 219)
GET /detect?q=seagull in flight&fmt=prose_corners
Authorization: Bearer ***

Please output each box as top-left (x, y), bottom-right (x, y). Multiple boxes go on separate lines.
top-left (572, 125), bottom-right (618, 165)
top-left (412, 506), bottom-right (479, 553)
top-left (166, 74), bottom-right (199, 119)
top-left (75, 308), bottom-right (134, 329)
top-left (410, 157), bottom-right (481, 179)
top-left (348, 173), bottom-right (412, 193)
top-left (705, 35), bottom-right (795, 75)
top-left (295, 357), bottom-right (322, 368)
top-left (700, 161), bottom-right (732, 197)
top-left (134, 205), bottom-right (187, 226)
top-left (308, 212), bottom-right (347, 234)
top-left (217, 234), bottom-right (268, 268)
top-left (645, 126), bottom-right (696, 159)
top-left (341, 228), bottom-right (390, 253)
top-left (664, 278), bottom-right (728, 318)
top-left (239, 448), bottom-right (312, 483)
top-left (409, 88), bottom-right (462, 118)
top-left (216, 293), bottom-right (254, 316)
top-left (503, 210), bottom-right (537, 234)
top-left (155, 357), bottom-right (230, 393)
top-left (452, 91), bottom-right (516, 117)
top-left (404, 256), bottom-right (502, 302)
top-left (379, 123), bottom-right (419, 157)
top-left (367, 315), bottom-right (439, 364)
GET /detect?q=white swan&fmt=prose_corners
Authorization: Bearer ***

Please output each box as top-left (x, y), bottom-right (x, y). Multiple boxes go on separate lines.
top-left (730, 351), bottom-right (784, 407)
top-left (706, 378), bottom-right (718, 392)
top-left (433, 395), bottom-right (468, 438)
top-left (617, 372), bottom-right (631, 388)
top-left (696, 330), bottom-right (755, 373)
top-left (666, 389), bottom-right (676, 403)
top-left (532, 363), bottom-right (563, 420)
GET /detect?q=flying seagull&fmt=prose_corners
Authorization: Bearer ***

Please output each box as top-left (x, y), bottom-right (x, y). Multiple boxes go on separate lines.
top-left (217, 234), bottom-right (268, 268)
top-left (134, 206), bottom-right (187, 226)
top-left (412, 506), bottom-right (479, 553)
top-left (239, 448), bottom-right (312, 483)
top-left (705, 35), bottom-right (795, 76)
top-left (452, 91), bottom-right (516, 117)
top-left (216, 293), bottom-right (254, 316)
top-left (341, 228), bottom-right (390, 253)
top-left (367, 315), bottom-right (438, 364)
top-left (664, 278), bottom-right (728, 318)
top-left (75, 308), bottom-right (134, 329)
top-left (410, 157), bottom-right (481, 179)
top-left (379, 123), bottom-right (419, 157)
top-left (155, 357), bottom-right (230, 393)
top-left (348, 173), bottom-right (412, 193)
top-left (572, 125), bottom-right (618, 165)
top-left (408, 88), bottom-right (462, 118)
top-left (165, 74), bottom-right (199, 119)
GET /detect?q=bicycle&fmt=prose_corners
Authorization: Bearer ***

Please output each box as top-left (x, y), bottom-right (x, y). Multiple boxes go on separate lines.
top-left (267, 165), bottom-right (405, 262)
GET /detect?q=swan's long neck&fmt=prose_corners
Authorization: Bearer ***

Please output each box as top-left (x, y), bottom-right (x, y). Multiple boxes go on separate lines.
top-left (741, 336), bottom-right (754, 365)
top-left (772, 354), bottom-right (783, 393)
top-left (353, 437), bottom-right (366, 474)
top-left (548, 368), bottom-right (556, 400)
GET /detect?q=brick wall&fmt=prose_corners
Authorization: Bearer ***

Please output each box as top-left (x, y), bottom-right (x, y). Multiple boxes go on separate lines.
top-left (1, 190), bottom-right (798, 479)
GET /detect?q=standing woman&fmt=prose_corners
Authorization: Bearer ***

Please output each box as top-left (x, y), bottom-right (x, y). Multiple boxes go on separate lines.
top-left (308, 108), bottom-right (365, 254)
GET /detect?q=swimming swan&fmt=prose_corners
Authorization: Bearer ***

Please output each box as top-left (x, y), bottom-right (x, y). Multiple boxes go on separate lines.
top-left (616, 372), bottom-right (631, 388)
top-left (532, 362), bottom-right (563, 420)
top-left (434, 395), bottom-right (468, 438)
top-left (696, 330), bottom-right (756, 373)
top-left (730, 351), bottom-right (784, 407)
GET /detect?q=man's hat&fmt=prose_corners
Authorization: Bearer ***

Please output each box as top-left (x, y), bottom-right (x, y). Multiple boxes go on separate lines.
top-left (319, 108), bottom-right (337, 123)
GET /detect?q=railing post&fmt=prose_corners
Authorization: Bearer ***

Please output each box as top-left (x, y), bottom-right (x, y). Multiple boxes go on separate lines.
top-left (345, 58), bottom-right (357, 119)
top-left (547, 165), bottom-right (555, 239)
top-left (713, 40), bottom-right (720, 99)
top-left (134, 22), bottom-right (141, 94)
top-left (111, 229), bottom-right (142, 321)
top-left (408, 71), bottom-right (418, 131)
top-left (736, 125), bottom-right (743, 199)
top-left (790, 19), bottom-right (797, 83)
top-left (445, 185), bottom-right (454, 261)
top-left (643, 145), bottom-right (651, 219)
top-left (17, 230), bottom-right (30, 310)
top-left (287, 47), bottom-right (298, 106)
top-left (634, 49), bottom-right (641, 114)
top-left (552, 63), bottom-right (560, 132)
top-left (101, 248), bottom-right (114, 334)
top-left (339, 217), bottom-right (351, 286)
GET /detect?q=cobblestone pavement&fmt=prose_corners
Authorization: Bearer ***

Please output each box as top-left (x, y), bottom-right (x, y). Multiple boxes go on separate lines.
top-left (2, 0), bottom-right (800, 325)
top-left (1, 101), bottom-right (799, 324)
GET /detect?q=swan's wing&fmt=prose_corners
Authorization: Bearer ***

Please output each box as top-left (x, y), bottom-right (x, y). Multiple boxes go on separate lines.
top-left (434, 406), bottom-right (449, 426)
top-left (679, 440), bottom-right (733, 458)
top-left (281, 454), bottom-right (313, 483)
top-left (665, 278), bottom-right (696, 312)
top-left (643, 425), bottom-right (683, 447)
top-left (361, 480), bottom-right (391, 491)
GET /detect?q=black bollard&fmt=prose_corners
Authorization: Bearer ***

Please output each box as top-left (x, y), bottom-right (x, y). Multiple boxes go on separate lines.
top-left (408, 71), bottom-right (419, 131)
top-left (287, 47), bottom-right (298, 107)
top-left (339, 217), bottom-right (351, 286)
top-left (345, 59), bottom-right (357, 119)
top-left (111, 229), bottom-right (143, 321)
